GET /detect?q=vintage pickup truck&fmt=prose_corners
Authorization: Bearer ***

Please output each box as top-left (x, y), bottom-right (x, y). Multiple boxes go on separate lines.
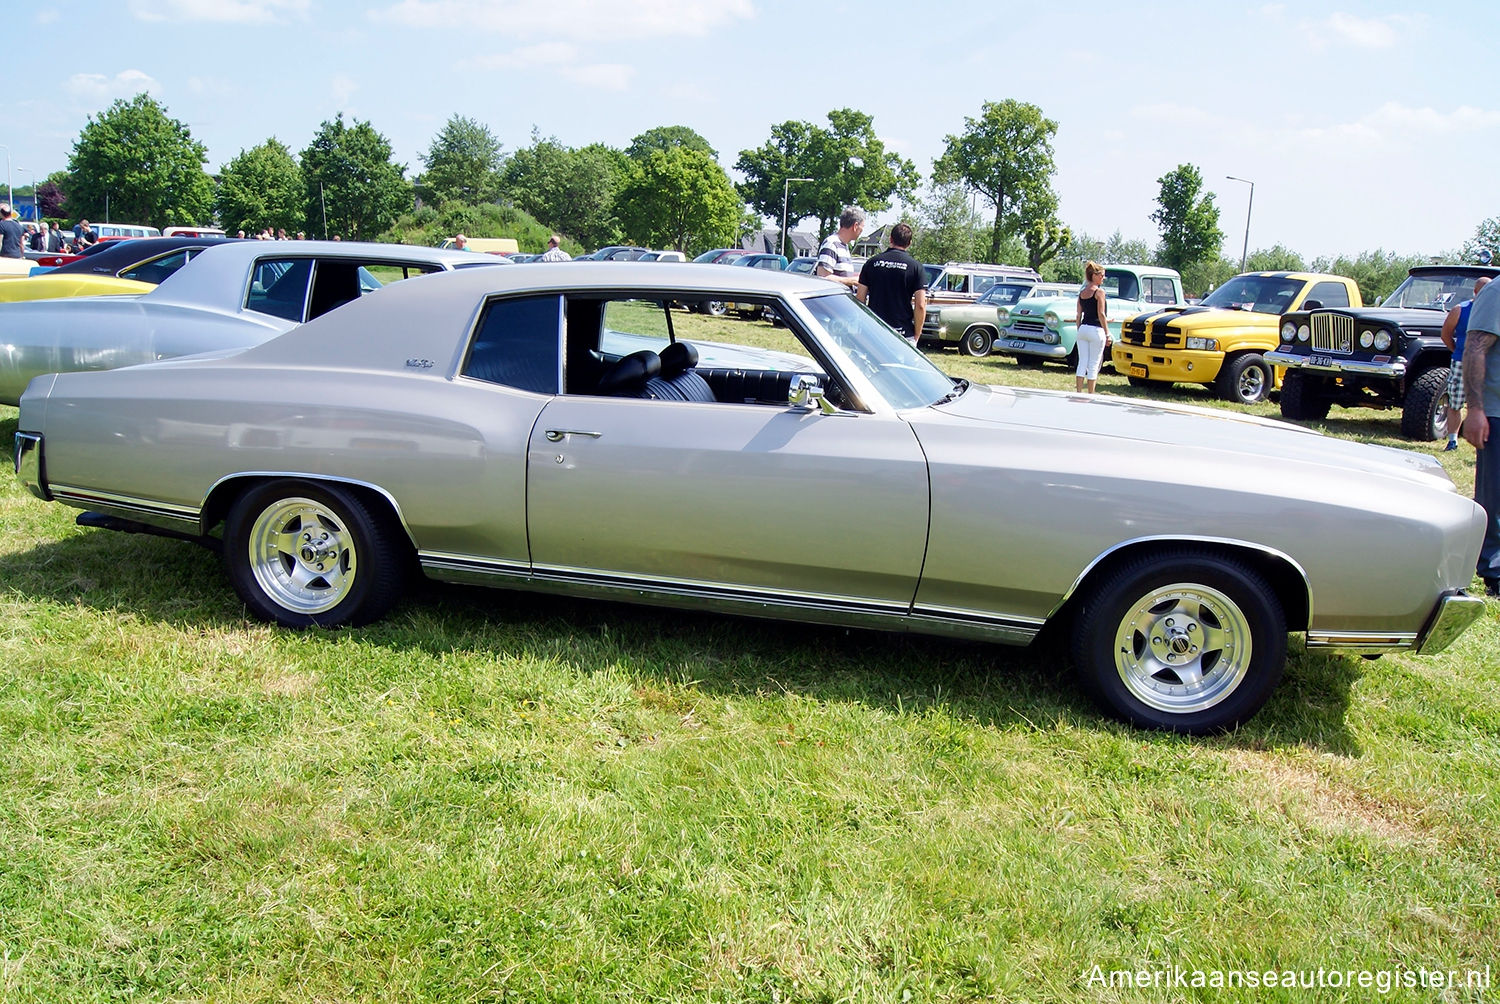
top-left (993, 264), bottom-right (1184, 369)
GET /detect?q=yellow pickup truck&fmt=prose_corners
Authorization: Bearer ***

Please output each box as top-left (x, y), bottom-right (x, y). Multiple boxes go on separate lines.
top-left (1113, 271), bottom-right (1362, 404)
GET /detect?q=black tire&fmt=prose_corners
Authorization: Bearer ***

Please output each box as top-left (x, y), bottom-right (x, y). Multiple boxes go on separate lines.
top-left (1215, 352), bottom-right (1272, 404)
top-left (1015, 355), bottom-right (1045, 369)
top-left (1064, 345), bottom-right (1079, 371)
top-left (223, 480), bottom-right (406, 628)
top-left (1127, 375), bottom-right (1153, 388)
top-left (702, 300), bottom-right (727, 317)
top-left (1400, 366), bottom-right (1449, 442)
top-left (1070, 550), bottom-right (1286, 733)
top-left (960, 326), bottom-right (995, 357)
top-left (1278, 369), bottom-right (1332, 422)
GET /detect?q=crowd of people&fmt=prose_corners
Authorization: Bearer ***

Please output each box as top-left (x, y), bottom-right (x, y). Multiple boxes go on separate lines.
top-left (0, 204), bottom-right (105, 256)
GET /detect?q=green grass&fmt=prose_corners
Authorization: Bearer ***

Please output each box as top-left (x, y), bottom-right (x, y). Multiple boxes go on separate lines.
top-left (2, 336), bottom-right (1497, 1002)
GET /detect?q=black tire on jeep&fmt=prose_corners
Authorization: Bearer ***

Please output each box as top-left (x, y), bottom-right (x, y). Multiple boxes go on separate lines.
top-left (1400, 366), bottom-right (1449, 442)
top-left (1278, 370), bottom-right (1332, 422)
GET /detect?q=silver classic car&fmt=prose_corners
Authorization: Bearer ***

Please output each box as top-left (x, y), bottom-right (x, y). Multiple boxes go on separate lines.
top-left (13, 263), bottom-right (1487, 733)
top-left (0, 240), bottom-right (508, 405)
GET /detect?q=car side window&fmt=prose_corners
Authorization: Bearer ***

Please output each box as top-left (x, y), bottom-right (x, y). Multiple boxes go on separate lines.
top-left (245, 259), bottom-right (313, 321)
top-left (1146, 277), bottom-right (1176, 304)
top-left (117, 250), bottom-right (193, 284)
top-left (944, 273), bottom-right (967, 293)
top-left (1308, 281), bottom-right (1350, 308)
top-left (463, 295), bottom-right (563, 394)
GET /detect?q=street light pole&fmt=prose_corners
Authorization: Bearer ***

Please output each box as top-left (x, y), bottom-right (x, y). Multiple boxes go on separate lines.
top-left (1226, 175), bottom-right (1254, 273)
top-left (0, 145), bottom-right (12, 208)
top-left (781, 177), bottom-right (813, 259)
top-left (17, 169), bottom-right (35, 223)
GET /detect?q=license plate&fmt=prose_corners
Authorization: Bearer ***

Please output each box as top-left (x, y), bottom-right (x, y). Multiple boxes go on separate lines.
top-left (1310, 354), bottom-right (1334, 367)
top-left (1129, 364), bottom-right (1148, 378)
top-left (1004, 340), bottom-right (1027, 350)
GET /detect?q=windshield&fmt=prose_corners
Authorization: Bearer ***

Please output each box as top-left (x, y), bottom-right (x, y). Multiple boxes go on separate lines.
top-left (1200, 275), bottom-right (1306, 314)
top-left (1382, 271), bottom-right (1489, 311)
top-left (801, 292), bottom-right (957, 410)
top-left (978, 282), bottom-right (1036, 306)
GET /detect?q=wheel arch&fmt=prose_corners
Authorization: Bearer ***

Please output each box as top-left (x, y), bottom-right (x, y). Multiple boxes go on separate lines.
top-left (1053, 535), bottom-right (1311, 632)
top-left (200, 472), bottom-right (418, 552)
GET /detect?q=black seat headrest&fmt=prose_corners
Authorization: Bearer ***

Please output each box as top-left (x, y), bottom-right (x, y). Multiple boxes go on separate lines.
top-left (596, 350), bottom-right (661, 395)
top-left (659, 341), bottom-right (699, 379)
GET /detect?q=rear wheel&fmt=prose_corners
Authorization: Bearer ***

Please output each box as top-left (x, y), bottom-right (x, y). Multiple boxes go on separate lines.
top-left (223, 480), bottom-right (406, 628)
top-left (960, 326), bottom-right (995, 357)
top-left (1400, 366), bottom-right (1449, 441)
top-left (1215, 352), bottom-right (1272, 404)
top-left (1278, 369), bottom-right (1332, 421)
top-left (702, 300), bottom-right (727, 317)
top-left (1070, 551), bottom-right (1286, 733)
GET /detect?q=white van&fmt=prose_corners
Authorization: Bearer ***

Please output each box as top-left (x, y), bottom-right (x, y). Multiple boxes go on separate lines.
top-left (91, 223), bottom-right (162, 240)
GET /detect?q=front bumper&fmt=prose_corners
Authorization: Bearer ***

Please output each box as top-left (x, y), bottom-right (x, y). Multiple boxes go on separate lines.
top-left (1265, 349), bottom-right (1407, 379)
top-left (1112, 345), bottom-right (1224, 383)
top-left (13, 432), bottom-right (49, 500)
top-left (996, 334), bottom-right (1067, 360)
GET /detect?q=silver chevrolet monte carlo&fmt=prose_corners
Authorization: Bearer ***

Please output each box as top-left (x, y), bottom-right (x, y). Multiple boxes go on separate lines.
top-left (0, 239), bottom-right (510, 406)
top-left (12, 263), bottom-right (1487, 733)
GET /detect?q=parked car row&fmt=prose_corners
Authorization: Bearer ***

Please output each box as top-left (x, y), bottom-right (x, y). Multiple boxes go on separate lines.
top-left (9, 255), bottom-right (1486, 736)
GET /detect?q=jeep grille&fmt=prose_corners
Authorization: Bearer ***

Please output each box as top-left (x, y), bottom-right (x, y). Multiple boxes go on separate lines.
top-left (1311, 314), bottom-right (1354, 354)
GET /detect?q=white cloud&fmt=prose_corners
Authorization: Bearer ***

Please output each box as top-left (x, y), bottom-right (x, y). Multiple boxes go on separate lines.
top-left (560, 63), bottom-right (634, 90)
top-left (1128, 102), bottom-right (1219, 131)
top-left (35, 8), bottom-right (59, 24)
top-left (1296, 102), bottom-right (1500, 146)
top-left (371, 0), bottom-right (752, 39)
top-left (331, 74), bottom-right (358, 108)
top-left (466, 43), bottom-right (631, 90)
top-left (1321, 11), bottom-right (1400, 48)
top-left (129, 0), bottom-right (309, 23)
top-left (65, 69), bottom-right (161, 103)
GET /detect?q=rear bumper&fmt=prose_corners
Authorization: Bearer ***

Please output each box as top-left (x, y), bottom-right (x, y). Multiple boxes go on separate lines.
top-left (13, 432), bottom-right (49, 500)
top-left (1303, 590), bottom-right (1485, 655)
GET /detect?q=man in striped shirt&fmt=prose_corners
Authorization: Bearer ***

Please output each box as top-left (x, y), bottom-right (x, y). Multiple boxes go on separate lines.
top-left (815, 206), bottom-right (865, 290)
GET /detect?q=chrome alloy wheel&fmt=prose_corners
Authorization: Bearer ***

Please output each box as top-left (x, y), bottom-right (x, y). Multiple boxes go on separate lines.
top-left (1113, 582), bottom-right (1252, 714)
top-left (247, 496), bottom-right (357, 615)
top-left (1237, 364), bottom-right (1267, 402)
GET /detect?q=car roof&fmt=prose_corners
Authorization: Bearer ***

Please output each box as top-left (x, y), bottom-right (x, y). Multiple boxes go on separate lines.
top-left (142, 240), bottom-right (509, 308)
top-left (49, 236), bottom-right (245, 275)
top-left (234, 262), bottom-right (843, 371)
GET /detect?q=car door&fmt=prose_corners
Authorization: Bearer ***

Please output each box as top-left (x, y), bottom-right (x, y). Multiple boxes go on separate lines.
top-left (526, 397), bottom-right (929, 610)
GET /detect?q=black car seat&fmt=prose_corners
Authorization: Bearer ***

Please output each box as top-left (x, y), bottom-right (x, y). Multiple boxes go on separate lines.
top-left (596, 350), bottom-right (660, 397)
top-left (649, 341), bottom-right (718, 402)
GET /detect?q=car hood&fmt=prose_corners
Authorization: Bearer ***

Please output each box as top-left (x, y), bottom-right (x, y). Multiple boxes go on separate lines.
top-left (1134, 306), bottom-right (1278, 331)
top-left (927, 382), bottom-right (1453, 489)
top-left (1311, 306), bottom-right (1445, 329)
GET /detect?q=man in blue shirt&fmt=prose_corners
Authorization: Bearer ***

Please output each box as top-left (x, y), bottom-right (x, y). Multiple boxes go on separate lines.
top-left (1460, 276), bottom-right (1500, 594)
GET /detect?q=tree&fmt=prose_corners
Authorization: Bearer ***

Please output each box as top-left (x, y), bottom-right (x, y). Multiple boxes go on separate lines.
top-left (500, 132), bottom-right (627, 249)
top-left (736, 109), bottom-right (918, 238)
top-left (37, 171), bottom-right (67, 219)
top-left (1243, 244), bottom-right (1306, 272)
top-left (1309, 249), bottom-right (1432, 304)
top-left (215, 139), bottom-right (304, 236)
top-left (616, 147), bottom-right (742, 254)
top-left (299, 114), bottom-right (411, 240)
top-left (1019, 187), bottom-right (1070, 271)
top-left (932, 100), bottom-right (1062, 264)
top-left (66, 93), bottom-right (214, 228)
top-left (417, 115), bottom-right (504, 208)
top-left (911, 181), bottom-right (986, 266)
top-left (626, 125), bottom-right (716, 162)
top-left (1150, 164), bottom-right (1224, 274)
top-left (1462, 217), bottom-right (1500, 264)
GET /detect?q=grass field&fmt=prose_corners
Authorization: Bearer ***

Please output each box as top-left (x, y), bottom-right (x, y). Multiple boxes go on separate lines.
top-left (2, 323), bottom-right (1497, 1002)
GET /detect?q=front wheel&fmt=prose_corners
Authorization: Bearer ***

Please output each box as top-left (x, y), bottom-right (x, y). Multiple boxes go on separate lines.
top-left (223, 480), bottom-right (406, 628)
top-left (702, 300), bottom-right (727, 317)
top-left (1278, 369), bottom-right (1332, 421)
top-left (1070, 551), bottom-right (1286, 733)
top-left (1126, 375), bottom-right (1153, 388)
top-left (1400, 366), bottom-right (1449, 441)
top-left (1215, 352), bottom-right (1272, 404)
top-left (960, 326), bottom-right (995, 357)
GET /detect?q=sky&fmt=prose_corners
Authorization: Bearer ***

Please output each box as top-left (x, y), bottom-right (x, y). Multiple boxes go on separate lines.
top-left (2, 0), bottom-right (1496, 261)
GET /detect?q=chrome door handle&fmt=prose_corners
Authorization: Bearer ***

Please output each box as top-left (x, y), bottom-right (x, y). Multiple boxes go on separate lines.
top-left (544, 429), bottom-right (602, 442)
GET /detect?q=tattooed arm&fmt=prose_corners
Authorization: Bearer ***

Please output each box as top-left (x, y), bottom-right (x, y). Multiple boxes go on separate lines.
top-left (1462, 331), bottom-right (1496, 448)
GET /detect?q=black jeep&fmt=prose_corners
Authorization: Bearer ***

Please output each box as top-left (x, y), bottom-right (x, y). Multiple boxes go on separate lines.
top-left (1266, 265), bottom-right (1500, 440)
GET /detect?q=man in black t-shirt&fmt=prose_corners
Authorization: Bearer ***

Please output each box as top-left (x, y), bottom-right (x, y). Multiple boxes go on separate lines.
top-left (856, 222), bottom-right (927, 344)
top-left (0, 204), bottom-right (24, 259)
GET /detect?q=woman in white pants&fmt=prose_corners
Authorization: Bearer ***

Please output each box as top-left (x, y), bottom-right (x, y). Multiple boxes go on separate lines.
top-left (1073, 260), bottom-right (1108, 393)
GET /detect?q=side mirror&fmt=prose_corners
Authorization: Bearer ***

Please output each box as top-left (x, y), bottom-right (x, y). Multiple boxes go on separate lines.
top-left (1302, 299), bottom-right (1323, 311)
top-left (788, 374), bottom-right (838, 415)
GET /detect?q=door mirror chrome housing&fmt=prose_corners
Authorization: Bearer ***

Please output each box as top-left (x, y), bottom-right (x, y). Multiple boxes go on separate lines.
top-left (788, 374), bottom-right (839, 415)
